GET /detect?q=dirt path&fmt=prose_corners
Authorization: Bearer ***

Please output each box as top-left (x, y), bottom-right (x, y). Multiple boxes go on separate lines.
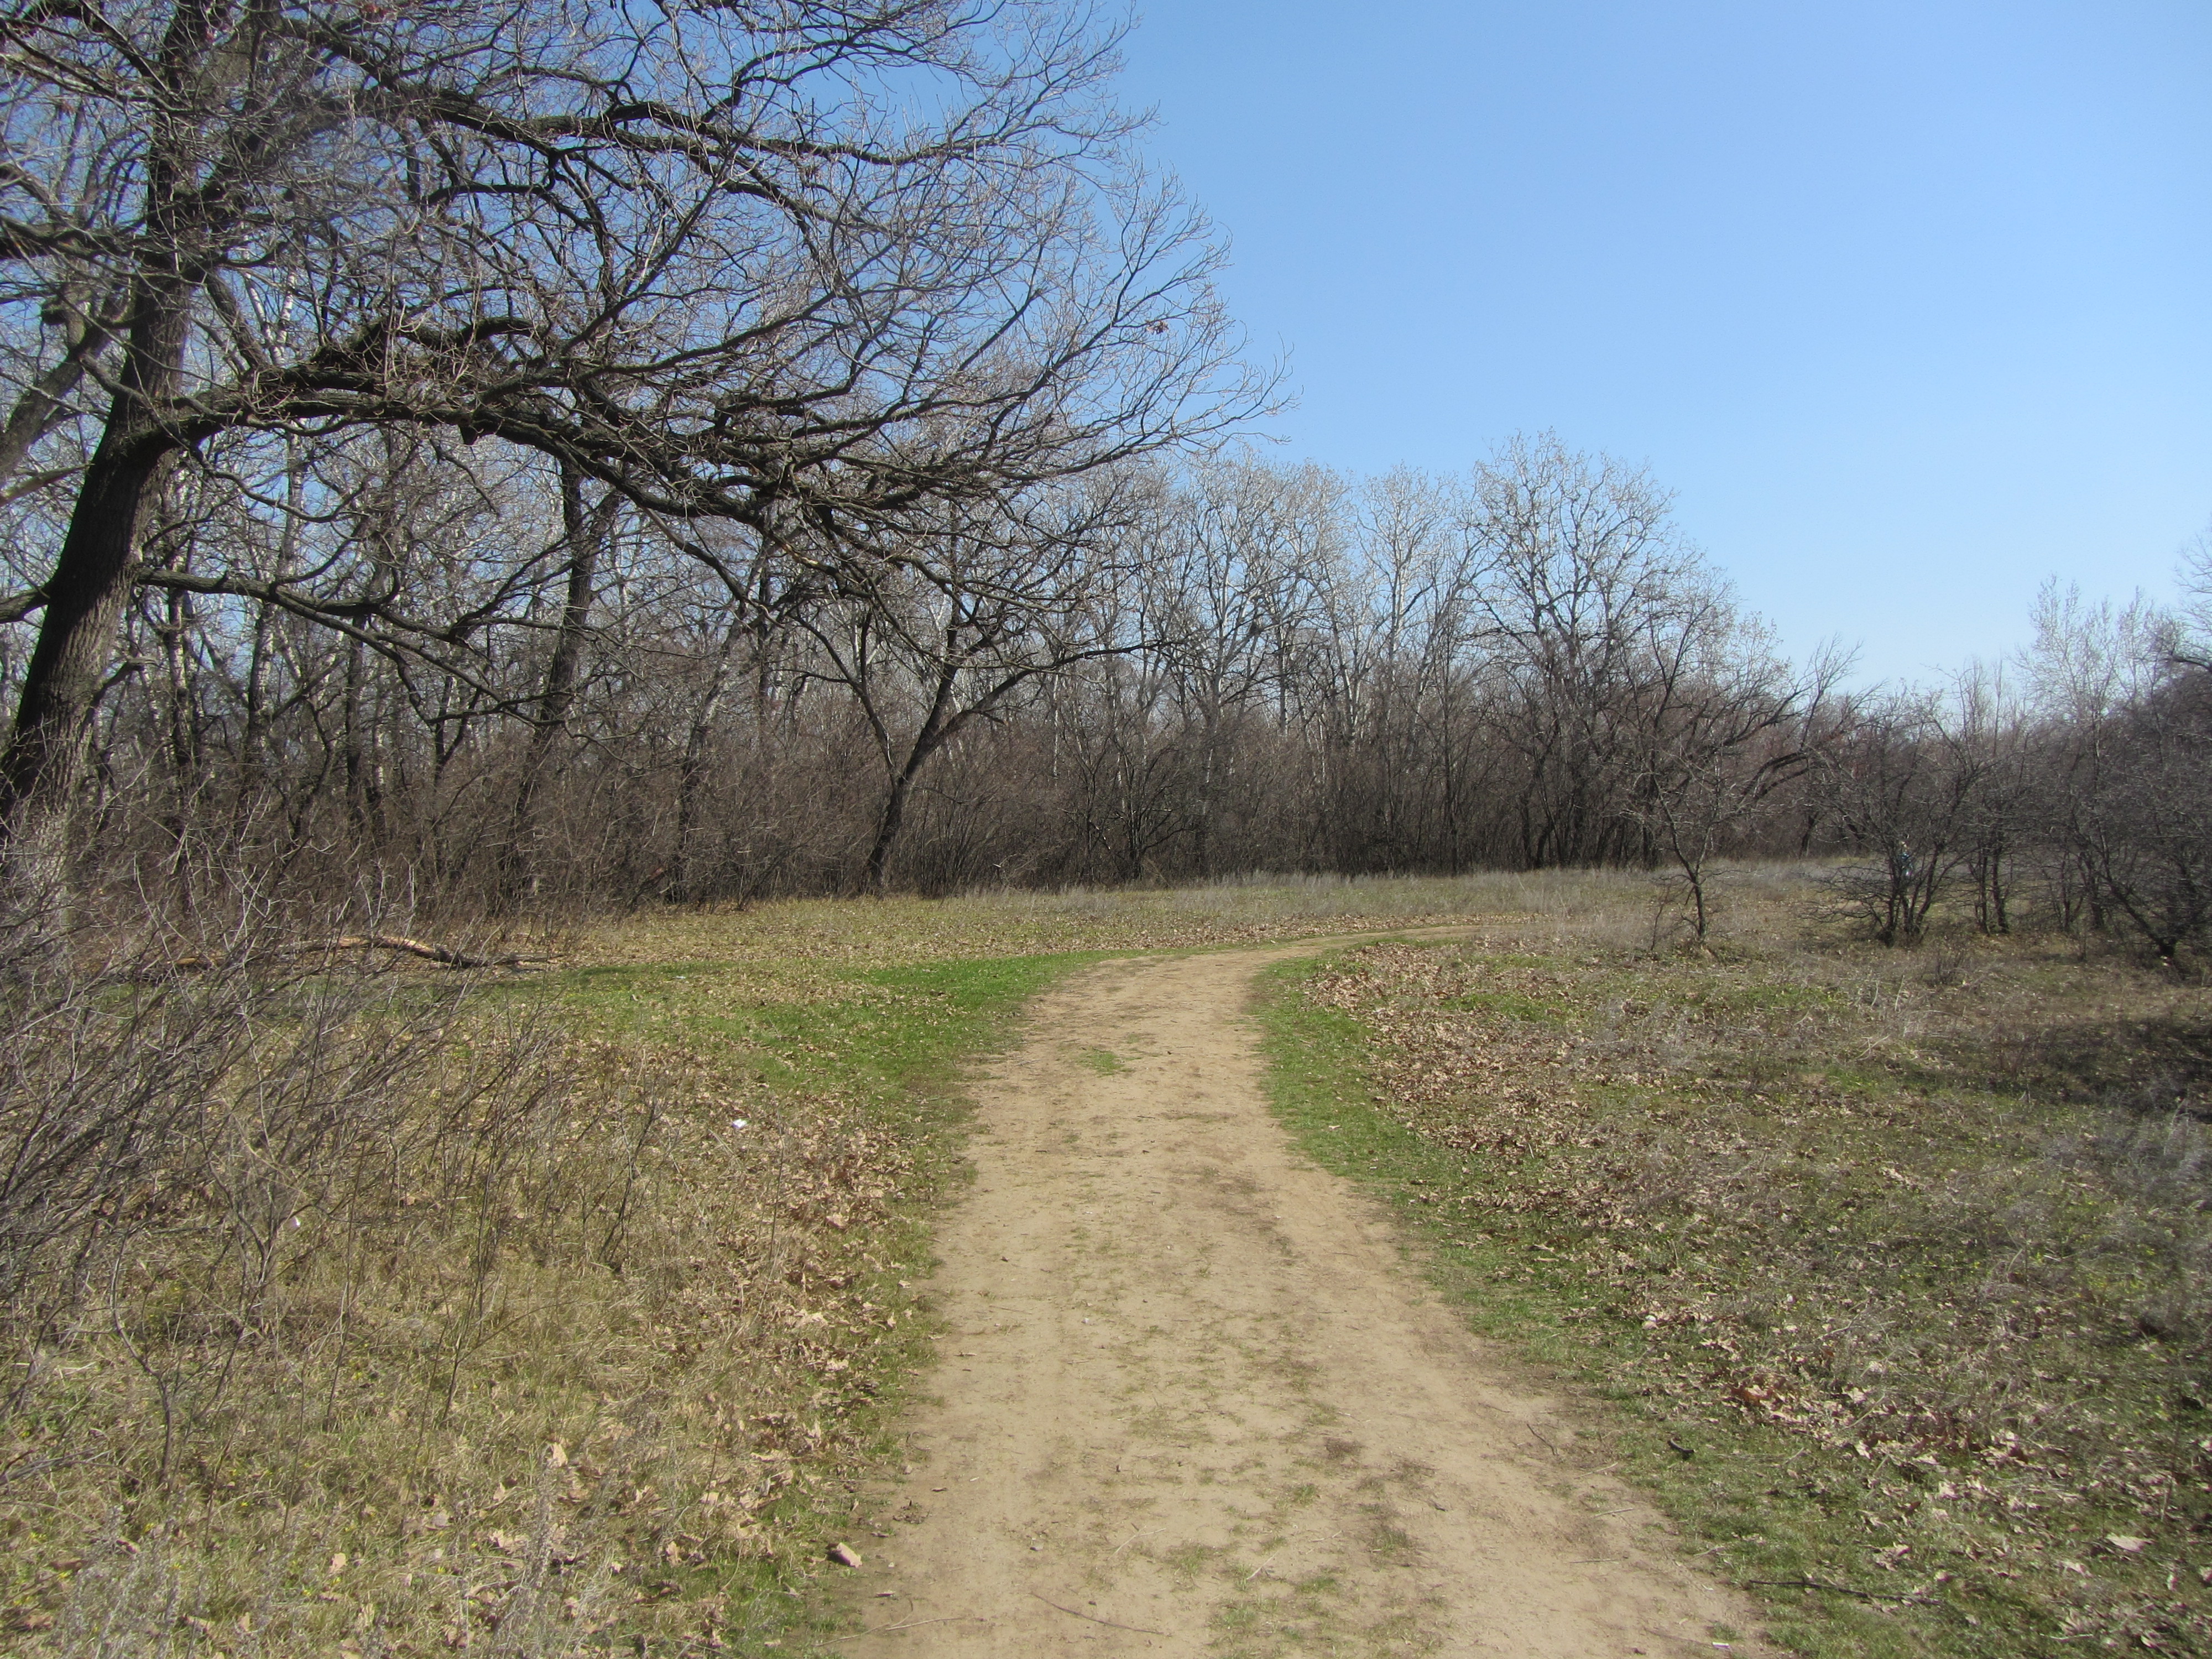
top-left (836, 946), bottom-right (1771, 1657)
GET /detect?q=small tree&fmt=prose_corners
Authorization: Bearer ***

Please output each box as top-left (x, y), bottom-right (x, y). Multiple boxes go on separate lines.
top-left (1819, 693), bottom-right (1991, 946)
top-left (1631, 632), bottom-right (1847, 942)
top-left (2068, 671), bottom-right (2212, 967)
top-left (793, 489), bottom-right (1141, 895)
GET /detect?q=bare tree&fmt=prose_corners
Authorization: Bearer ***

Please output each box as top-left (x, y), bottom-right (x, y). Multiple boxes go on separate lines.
top-left (1631, 628), bottom-right (1846, 942)
top-left (793, 488), bottom-right (1139, 894)
top-left (0, 0), bottom-right (1270, 855)
top-left (501, 461), bottom-right (620, 900)
top-left (2020, 580), bottom-right (2212, 964)
top-left (2174, 525), bottom-right (2212, 671)
top-left (1463, 434), bottom-right (1719, 869)
top-left (1819, 691), bottom-right (1992, 946)
top-left (1156, 459), bottom-right (1339, 875)
top-left (2075, 671), bottom-right (2212, 966)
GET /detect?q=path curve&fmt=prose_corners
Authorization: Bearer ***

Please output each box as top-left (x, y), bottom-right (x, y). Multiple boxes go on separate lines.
top-left (838, 945), bottom-right (1771, 1657)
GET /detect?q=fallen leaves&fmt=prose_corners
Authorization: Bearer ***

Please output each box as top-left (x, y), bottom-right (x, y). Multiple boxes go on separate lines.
top-left (1308, 929), bottom-right (2212, 1652)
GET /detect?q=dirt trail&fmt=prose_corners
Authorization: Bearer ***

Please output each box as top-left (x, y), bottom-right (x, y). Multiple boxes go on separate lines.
top-left (837, 946), bottom-right (1771, 1657)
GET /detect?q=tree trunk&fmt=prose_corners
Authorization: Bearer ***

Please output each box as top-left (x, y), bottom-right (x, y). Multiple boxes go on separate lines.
top-left (1193, 705), bottom-right (1218, 879)
top-left (863, 763), bottom-right (921, 896)
top-left (0, 421), bottom-right (180, 843)
top-left (864, 664), bottom-right (964, 896)
top-left (0, 3), bottom-right (206, 852)
top-left (340, 638), bottom-right (384, 843)
top-left (237, 598), bottom-right (275, 806)
top-left (504, 462), bottom-right (613, 900)
top-left (238, 450), bottom-right (306, 822)
top-left (0, 0), bottom-right (279, 872)
top-left (674, 619), bottom-right (744, 901)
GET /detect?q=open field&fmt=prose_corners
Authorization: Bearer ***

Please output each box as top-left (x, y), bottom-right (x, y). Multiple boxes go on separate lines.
top-left (7, 864), bottom-right (2208, 1657)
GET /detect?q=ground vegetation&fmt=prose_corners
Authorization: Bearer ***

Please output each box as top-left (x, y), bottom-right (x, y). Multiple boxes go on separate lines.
top-left (0, 875), bottom-right (1506, 1653)
top-left (1263, 864), bottom-right (2212, 1656)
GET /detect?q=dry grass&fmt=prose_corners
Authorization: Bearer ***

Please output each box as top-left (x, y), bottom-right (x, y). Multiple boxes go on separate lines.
top-left (569, 870), bottom-right (1588, 972)
top-left (0, 947), bottom-right (927, 1657)
top-left (2, 872), bottom-right (1561, 1657)
top-left (34, 862), bottom-right (2192, 1656)
top-left (1276, 862), bottom-right (2212, 1655)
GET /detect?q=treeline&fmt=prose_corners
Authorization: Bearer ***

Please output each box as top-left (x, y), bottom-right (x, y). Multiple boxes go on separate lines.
top-left (6, 434), bottom-right (1827, 904)
top-left (1822, 581), bottom-right (2212, 961)
top-left (0, 1), bottom-right (2206, 963)
top-left (11, 418), bottom-right (2212, 964)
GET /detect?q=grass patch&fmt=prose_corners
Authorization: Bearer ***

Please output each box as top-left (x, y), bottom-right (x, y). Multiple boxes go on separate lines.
top-left (5, 872), bottom-right (1564, 1655)
top-left (1258, 870), bottom-right (2212, 1657)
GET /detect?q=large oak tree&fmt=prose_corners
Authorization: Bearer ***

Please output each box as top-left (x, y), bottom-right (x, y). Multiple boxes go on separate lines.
top-left (0, 0), bottom-right (1264, 843)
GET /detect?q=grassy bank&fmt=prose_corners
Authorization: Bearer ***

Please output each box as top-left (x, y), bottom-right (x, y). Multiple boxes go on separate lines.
top-left (1258, 865), bottom-right (2212, 1657)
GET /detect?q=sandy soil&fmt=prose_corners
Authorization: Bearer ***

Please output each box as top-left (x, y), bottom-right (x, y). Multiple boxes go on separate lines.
top-left (833, 945), bottom-right (1773, 1657)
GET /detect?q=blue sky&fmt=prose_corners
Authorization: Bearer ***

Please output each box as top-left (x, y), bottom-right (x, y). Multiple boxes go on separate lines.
top-left (1115, 1), bottom-right (2212, 684)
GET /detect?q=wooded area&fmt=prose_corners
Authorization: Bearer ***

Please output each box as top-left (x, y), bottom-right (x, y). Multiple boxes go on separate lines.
top-left (0, 0), bottom-right (2206, 952)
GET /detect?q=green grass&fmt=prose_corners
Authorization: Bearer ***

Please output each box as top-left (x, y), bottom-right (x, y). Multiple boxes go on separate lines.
top-left (534, 950), bottom-right (1089, 1100)
top-left (501, 950), bottom-right (1098, 1653)
top-left (1256, 917), bottom-right (2212, 1659)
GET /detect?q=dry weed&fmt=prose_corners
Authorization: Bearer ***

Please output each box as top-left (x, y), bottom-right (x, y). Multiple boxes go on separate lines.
top-left (0, 938), bottom-right (922, 1654)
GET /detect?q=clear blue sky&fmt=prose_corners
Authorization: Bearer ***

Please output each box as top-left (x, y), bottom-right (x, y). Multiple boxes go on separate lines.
top-left (1115, 1), bottom-right (2212, 684)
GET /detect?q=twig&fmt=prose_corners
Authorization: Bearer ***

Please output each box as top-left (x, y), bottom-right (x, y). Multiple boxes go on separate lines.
top-left (167, 933), bottom-right (550, 972)
top-left (0, 1453), bottom-right (88, 1488)
top-left (1029, 1593), bottom-right (1165, 1636)
top-left (1746, 1576), bottom-right (1921, 1605)
top-left (864, 1614), bottom-right (988, 1634)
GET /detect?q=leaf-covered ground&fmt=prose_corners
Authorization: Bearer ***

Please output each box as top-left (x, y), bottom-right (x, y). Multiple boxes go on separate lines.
top-left (1277, 891), bottom-right (2212, 1656)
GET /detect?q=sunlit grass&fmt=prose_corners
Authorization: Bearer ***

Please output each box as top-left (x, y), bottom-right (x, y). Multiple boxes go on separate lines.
top-left (9, 870), bottom-right (1572, 1655)
top-left (1257, 869), bottom-right (2212, 1657)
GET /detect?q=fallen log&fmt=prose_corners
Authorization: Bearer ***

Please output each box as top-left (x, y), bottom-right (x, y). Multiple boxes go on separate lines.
top-left (166, 934), bottom-right (551, 973)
